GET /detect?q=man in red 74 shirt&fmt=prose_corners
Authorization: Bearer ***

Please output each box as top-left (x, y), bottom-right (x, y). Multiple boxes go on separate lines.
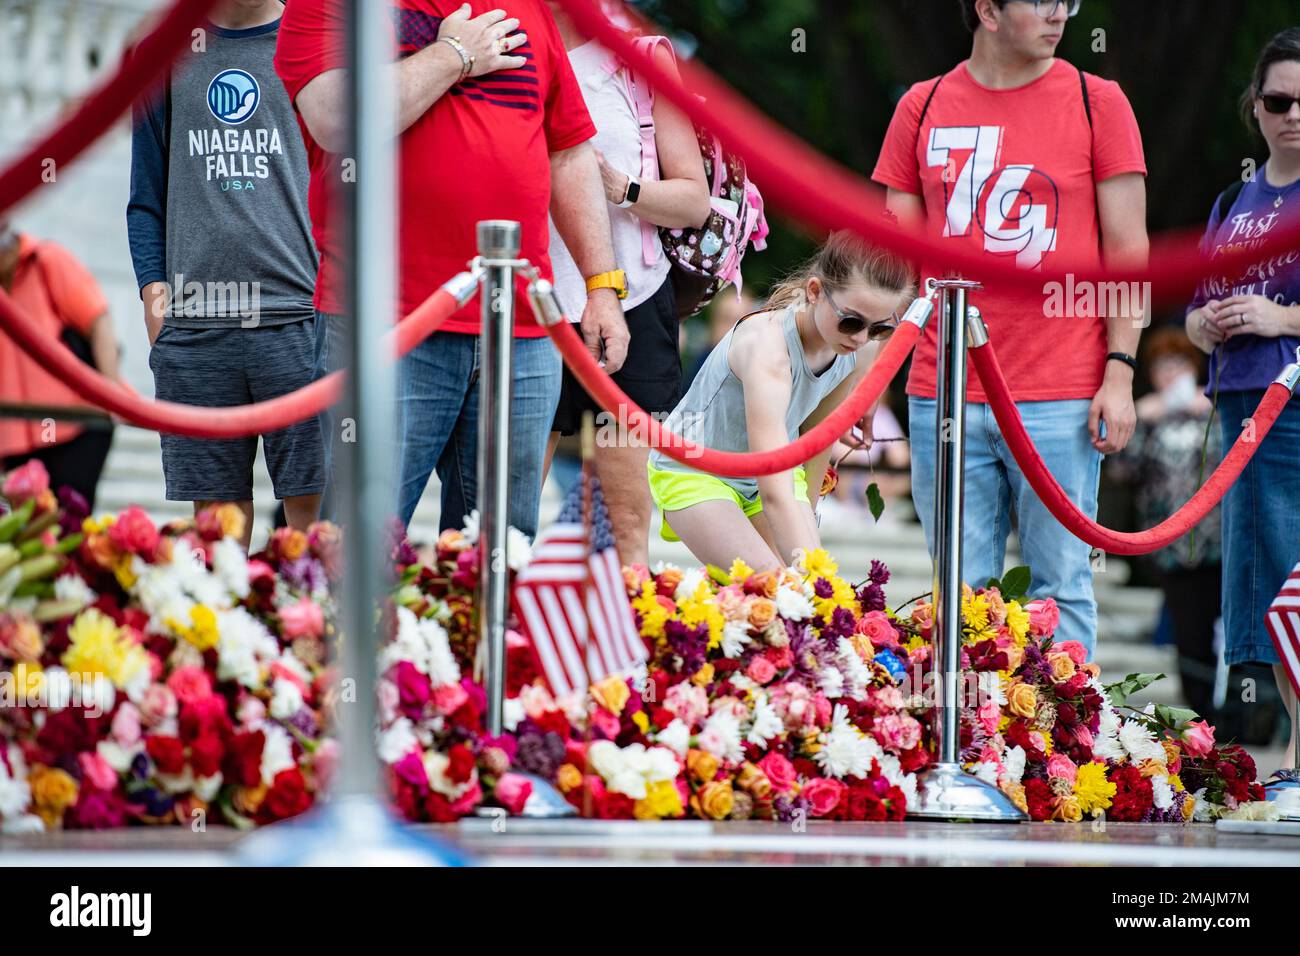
top-left (872, 0), bottom-right (1149, 656)
top-left (275, 1), bottom-right (628, 537)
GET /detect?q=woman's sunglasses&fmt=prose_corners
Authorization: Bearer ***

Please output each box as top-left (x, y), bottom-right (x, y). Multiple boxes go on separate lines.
top-left (1260, 92), bottom-right (1300, 115)
top-left (822, 285), bottom-right (898, 341)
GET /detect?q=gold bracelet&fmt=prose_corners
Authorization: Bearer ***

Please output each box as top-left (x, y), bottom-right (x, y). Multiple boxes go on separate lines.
top-left (439, 36), bottom-right (473, 82)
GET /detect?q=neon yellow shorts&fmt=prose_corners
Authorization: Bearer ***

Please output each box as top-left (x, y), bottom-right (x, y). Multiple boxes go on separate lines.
top-left (647, 462), bottom-right (809, 542)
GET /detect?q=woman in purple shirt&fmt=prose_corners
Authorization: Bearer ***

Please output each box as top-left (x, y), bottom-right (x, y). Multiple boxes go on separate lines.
top-left (1186, 28), bottom-right (1300, 771)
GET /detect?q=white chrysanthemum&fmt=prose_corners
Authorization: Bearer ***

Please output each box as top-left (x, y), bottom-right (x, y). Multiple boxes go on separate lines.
top-left (1118, 718), bottom-right (1165, 763)
top-left (194, 773), bottom-right (223, 803)
top-left (216, 607), bottom-right (279, 689)
top-left (977, 670), bottom-right (1008, 708)
top-left (651, 561), bottom-right (681, 575)
top-left (156, 766), bottom-right (195, 796)
top-left (819, 665), bottom-right (844, 699)
top-left (815, 705), bottom-right (876, 779)
top-left (269, 678), bottom-right (305, 720)
top-left (746, 692), bottom-right (783, 747)
top-left (1002, 745), bottom-right (1027, 785)
top-left (382, 607), bottom-right (461, 689)
top-left (1151, 775), bottom-right (1174, 811)
top-left (655, 718), bottom-right (691, 758)
top-left (461, 510), bottom-right (480, 543)
top-left (0, 814), bottom-right (44, 835)
top-left (212, 538), bottom-right (250, 599)
top-left (971, 760), bottom-right (1000, 786)
top-left (674, 568), bottom-right (707, 602)
top-left (1191, 788), bottom-right (1215, 822)
top-left (502, 697), bottom-right (525, 732)
top-left (728, 673), bottom-right (759, 694)
top-left (132, 561), bottom-right (194, 634)
top-left (774, 585), bottom-right (813, 621)
top-left (52, 573), bottom-right (96, 611)
top-left (591, 742), bottom-right (679, 799)
top-left (506, 527), bottom-right (533, 571)
top-left (424, 618), bottom-right (461, 688)
top-left (423, 750), bottom-right (474, 799)
top-left (260, 723), bottom-right (296, 786)
top-left (97, 739), bottom-right (143, 775)
top-left (720, 620), bottom-right (752, 659)
top-left (641, 746), bottom-right (680, 784)
top-left (377, 717), bottom-right (419, 765)
top-left (698, 709), bottom-right (744, 763)
top-left (836, 637), bottom-right (874, 699)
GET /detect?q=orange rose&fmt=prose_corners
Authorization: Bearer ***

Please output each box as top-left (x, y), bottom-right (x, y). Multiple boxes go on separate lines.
top-left (691, 780), bottom-right (734, 820)
top-left (1050, 794), bottom-right (1083, 822)
top-left (29, 765), bottom-right (79, 828)
top-left (656, 567), bottom-right (684, 596)
top-left (590, 675), bottom-right (630, 716)
top-left (687, 749), bottom-right (720, 785)
top-left (748, 598), bottom-right (776, 630)
top-left (1006, 682), bottom-right (1038, 719)
top-left (1045, 651), bottom-right (1076, 683)
top-left (556, 763), bottom-right (583, 794)
top-left (736, 761), bottom-right (772, 799)
top-left (747, 572), bottom-right (779, 599)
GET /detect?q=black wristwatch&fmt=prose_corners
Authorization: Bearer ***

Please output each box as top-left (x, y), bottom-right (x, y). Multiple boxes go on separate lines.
top-left (1106, 352), bottom-right (1138, 373)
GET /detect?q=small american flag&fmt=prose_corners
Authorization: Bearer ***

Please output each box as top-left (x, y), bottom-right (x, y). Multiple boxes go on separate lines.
top-left (511, 473), bottom-right (646, 698)
top-left (1265, 561), bottom-right (1300, 697)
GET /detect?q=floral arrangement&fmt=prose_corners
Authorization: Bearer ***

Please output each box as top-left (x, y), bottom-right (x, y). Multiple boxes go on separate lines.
top-left (0, 460), bottom-right (341, 833)
top-left (904, 570), bottom-right (1272, 823)
top-left (380, 532), bottom-right (932, 822)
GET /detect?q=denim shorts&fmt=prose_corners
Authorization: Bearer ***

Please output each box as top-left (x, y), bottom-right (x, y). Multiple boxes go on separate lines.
top-left (1218, 390), bottom-right (1300, 666)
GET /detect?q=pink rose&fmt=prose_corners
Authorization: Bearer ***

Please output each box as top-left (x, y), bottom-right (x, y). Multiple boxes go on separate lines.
top-left (1055, 640), bottom-right (1088, 666)
top-left (2, 459), bottom-right (49, 504)
top-left (139, 684), bottom-right (178, 727)
top-left (166, 666), bottom-right (213, 707)
top-left (716, 585), bottom-right (745, 621)
top-left (664, 682), bottom-right (709, 728)
top-left (111, 702), bottom-right (142, 746)
top-left (746, 656), bottom-right (777, 685)
top-left (979, 744), bottom-right (1002, 767)
top-left (431, 682), bottom-right (469, 716)
top-left (495, 773), bottom-right (533, 815)
top-left (1046, 753), bottom-right (1077, 783)
top-left (977, 699), bottom-right (1001, 736)
top-left (590, 706), bottom-right (621, 740)
top-left (856, 610), bottom-right (899, 647)
top-left (802, 777), bottom-right (846, 818)
top-left (449, 779), bottom-right (484, 816)
top-left (79, 751), bottom-right (119, 791)
top-left (910, 603), bottom-right (934, 639)
top-left (279, 598), bottom-right (324, 640)
top-left (757, 752), bottom-right (796, 793)
top-left (770, 684), bottom-right (817, 729)
top-left (107, 505), bottom-right (160, 557)
top-left (1026, 598), bottom-right (1060, 638)
top-left (377, 679), bottom-right (400, 724)
top-left (812, 692), bottom-right (832, 727)
top-left (1180, 719), bottom-right (1216, 758)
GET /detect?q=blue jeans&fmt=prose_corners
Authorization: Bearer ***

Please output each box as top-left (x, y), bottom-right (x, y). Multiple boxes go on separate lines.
top-left (1219, 390), bottom-right (1300, 666)
top-left (909, 397), bottom-right (1102, 656)
top-left (397, 331), bottom-right (560, 538)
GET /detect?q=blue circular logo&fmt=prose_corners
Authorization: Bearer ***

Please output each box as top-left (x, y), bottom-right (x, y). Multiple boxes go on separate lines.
top-left (206, 69), bottom-right (260, 125)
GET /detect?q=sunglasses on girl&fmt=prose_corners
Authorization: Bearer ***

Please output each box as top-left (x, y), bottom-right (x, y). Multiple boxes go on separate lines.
top-left (1259, 92), bottom-right (1300, 115)
top-left (821, 285), bottom-right (898, 340)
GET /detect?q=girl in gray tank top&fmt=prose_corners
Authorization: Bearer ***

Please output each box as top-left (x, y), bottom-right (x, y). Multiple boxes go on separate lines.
top-left (648, 233), bottom-right (914, 572)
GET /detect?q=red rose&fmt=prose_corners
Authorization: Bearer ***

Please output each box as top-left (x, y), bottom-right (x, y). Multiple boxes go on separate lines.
top-left (107, 506), bottom-right (160, 557)
top-left (883, 785), bottom-right (907, 820)
top-left (391, 777), bottom-right (424, 822)
top-left (262, 768), bottom-right (312, 821)
top-left (898, 745), bottom-right (931, 773)
top-left (447, 744), bottom-right (477, 785)
top-left (792, 757), bottom-right (820, 779)
top-left (223, 730), bottom-right (266, 788)
top-left (146, 735), bottom-right (186, 775)
top-left (1024, 778), bottom-right (1053, 821)
top-left (424, 792), bottom-right (462, 823)
top-left (533, 709), bottom-right (571, 738)
top-left (594, 791), bottom-right (635, 819)
top-left (189, 733), bottom-right (224, 778)
top-left (178, 695), bottom-right (231, 743)
top-left (1109, 765), bottom-right (1153, 822)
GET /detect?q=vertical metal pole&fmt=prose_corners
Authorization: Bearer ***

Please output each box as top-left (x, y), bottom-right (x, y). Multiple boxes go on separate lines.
top-left (931, 285), bottom-right (968, 766)
top-left (336, 0), bottom-right (396, 800)
top-left (477, 221), bottom-right (520, 738)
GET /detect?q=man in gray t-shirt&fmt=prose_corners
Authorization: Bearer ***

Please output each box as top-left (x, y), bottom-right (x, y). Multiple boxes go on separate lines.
top-left (128, 0), bottom-right (322, 549)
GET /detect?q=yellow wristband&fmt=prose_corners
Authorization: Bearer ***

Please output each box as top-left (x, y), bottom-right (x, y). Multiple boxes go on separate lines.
top-left (585, 269), bottom-right (628, 300)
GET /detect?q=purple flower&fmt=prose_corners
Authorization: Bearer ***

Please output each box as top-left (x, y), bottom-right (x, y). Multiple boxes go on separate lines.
top-left (869, 560), bottom-right (890, 586)
top-left (823, 606), bottom-right (856, 642)
top-left (664, 619), bottom-right (708, 676)
top-left (814, 577), bottom-right (834, 599)
top-left (285, 707), bottom-right (320, 739)
top-left (281, 556), bottom-right (329, 595)
top-left (773, 794), bottom-right (811, 823)
top-left (515, 731), bottom-right (565, 778)
top-left (857, 583), bottom-right (886, 614)
top-left (57, 486), bottom-right (89, 536)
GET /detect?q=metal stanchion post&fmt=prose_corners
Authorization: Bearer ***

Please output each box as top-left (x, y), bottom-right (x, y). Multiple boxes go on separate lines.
top-left (476, 220), bottom-right (520, 740)
top-left (910, 279), bottom-right (1024, 822)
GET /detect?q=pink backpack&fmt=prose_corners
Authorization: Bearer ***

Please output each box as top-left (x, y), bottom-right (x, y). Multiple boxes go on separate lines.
top-left (616, 36), bottom-right (769, 319)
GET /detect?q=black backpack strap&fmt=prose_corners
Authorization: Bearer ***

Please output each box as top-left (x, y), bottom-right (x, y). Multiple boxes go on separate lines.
top-left (1215, 179), bottom-right (1246, 223)
top-left (1079, 67), bottom-right (1093, 129)
top-left (917, 74), bottom-right (944, 129)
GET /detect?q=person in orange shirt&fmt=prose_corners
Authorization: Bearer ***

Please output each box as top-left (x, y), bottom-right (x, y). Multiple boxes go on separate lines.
top-left (0, 220), bottom-right (121, 510)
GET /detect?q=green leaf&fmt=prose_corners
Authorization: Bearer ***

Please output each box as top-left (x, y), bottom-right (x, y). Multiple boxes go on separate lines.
top-left (1104, 672), bottom-right (1166, 708)
top-left (1153, 704), bottom-right (1202, 730)
top-left (999, 566), bottom-right (1031, 601)
top-left (865, 483), bottom-right (885, 522)
top-left (706, 564), bottom-right (732, 586)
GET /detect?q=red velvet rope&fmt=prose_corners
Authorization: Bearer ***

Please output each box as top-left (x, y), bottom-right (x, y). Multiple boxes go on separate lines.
top-left (0, 0), bottom-right (221, 217)
top-left (555, 0), bottom-right (1300, 304)
top-left (0, 286), bottom-right (461, 439)
top-left (544, 316), bottom-right (922, 477)
top-left (970, 340), bottom-right (1294, 555)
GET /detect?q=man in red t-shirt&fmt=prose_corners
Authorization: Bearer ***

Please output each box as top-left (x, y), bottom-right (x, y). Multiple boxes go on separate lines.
top-left (872, 0), bottom-right (1149, 654)
top-left (275, 1), bottom-right (627, 536)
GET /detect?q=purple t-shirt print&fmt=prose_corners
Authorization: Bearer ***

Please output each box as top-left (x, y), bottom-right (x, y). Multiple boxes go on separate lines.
top-left (1189, 171), bottom-right (1300, 393)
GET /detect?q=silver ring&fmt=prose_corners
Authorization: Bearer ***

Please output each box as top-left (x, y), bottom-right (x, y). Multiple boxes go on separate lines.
top-left (1238, 313), bottom-right (1247, 327)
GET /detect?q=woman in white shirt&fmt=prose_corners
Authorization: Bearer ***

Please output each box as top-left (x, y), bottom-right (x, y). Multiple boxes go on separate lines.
top-left (546, 1), bottom-right (711, 567)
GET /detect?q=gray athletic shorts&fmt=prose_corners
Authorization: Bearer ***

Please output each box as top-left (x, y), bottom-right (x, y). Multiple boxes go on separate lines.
top-left (149, 321), bottom-right (324, 501)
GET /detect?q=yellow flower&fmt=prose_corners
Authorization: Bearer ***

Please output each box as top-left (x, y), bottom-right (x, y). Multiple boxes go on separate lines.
top-left (29, 765), bottom-right (79, 828)
top-left (815, 575), bottom-right (858, 625)
top-left (797, 547), bottom-right (838, 581)
top-left (589, 674), bottom-right (630, 715)
top-left (62, 608), bottom-right (150, 692)
top-left (1073, 762), bottom-right (1116, 815)
top-left (728, 557), bottom-right (755, 583)
top-left (1168, 773), bottom-right (1185, 793)
top-left (635, 779), bottom-right (684, 819)
top-left (113, 554), bottom-right (138, 590)
top-left (1002, 782), bottom-right (1028, 814)
top-left (691, 662), bottom-right (715, 687)
top-left (631, 581), bottom-right (669, 640)
top-left (1005, 601), bottom-right (1030, 642)
top-left (962, 592), bottom-right (990, 634)
top-left (555, 763), bottom-right (583, 794)
top-left (1006, 681), bottom-right (1038, 718)
top-left (632, 710), bottom-right (650, 734)
top-left (679, 580), bottom-right (723, 650)
top-left (168, 604), bottom-right (220, 652)
top-left (1051, 794), bottom-right (1083, 822)
top-left (691, 780), bottom-right (734, 820)
top-left (81, 514), bottom-right (116, 535)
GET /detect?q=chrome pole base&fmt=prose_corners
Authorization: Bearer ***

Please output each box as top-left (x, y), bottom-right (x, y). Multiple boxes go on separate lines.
top-left (472, 772), bottom-right (577, 819)
top-left (237, 794), bottom-right (471, 866)
top-left (908, 762), bottom-right (1027, 822)
top-left (1263, 768), bottom-right (1300, 820)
